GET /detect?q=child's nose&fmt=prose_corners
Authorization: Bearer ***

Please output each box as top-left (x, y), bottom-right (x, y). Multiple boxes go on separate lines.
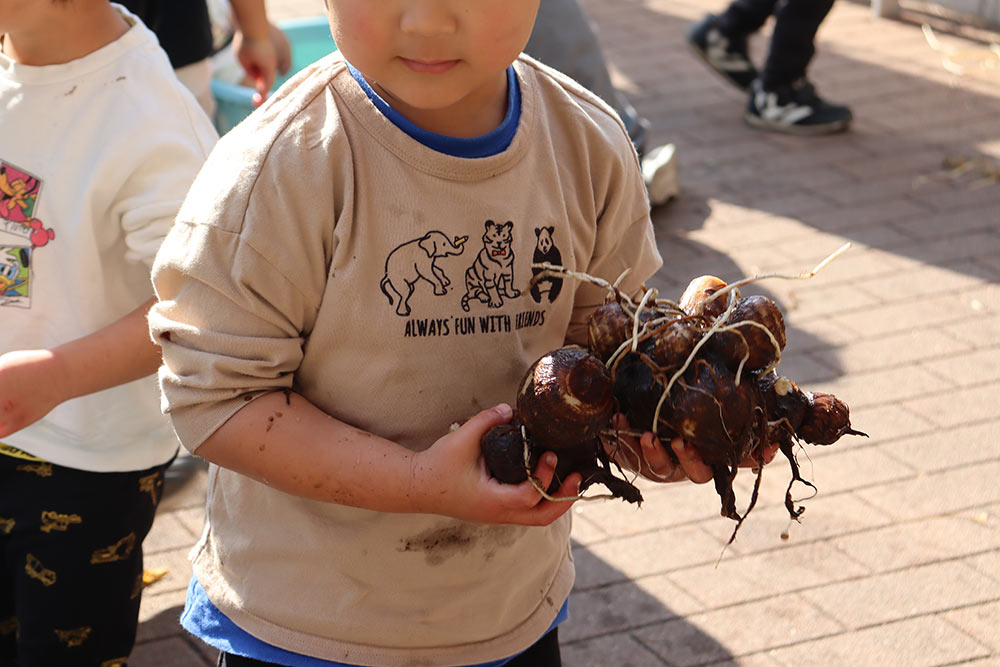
top-left (399, 2), bottom-right (458, 37)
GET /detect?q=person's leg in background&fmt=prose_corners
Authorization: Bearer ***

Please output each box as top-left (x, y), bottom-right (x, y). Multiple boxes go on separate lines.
top-left (758, 0), bottom-right (833, 89)
top-left (689, 0), bottom-right (851, 135)
top-left (744, 0), bottom-right (852, 134)
top-left (1, 453), bottom-right (169, 666)
top-left (686, 0), bottom-right (775, 91)
top-left (525, 0), bottom-right (679, 205)
top-left (715, 0), bottom-right (780, 42)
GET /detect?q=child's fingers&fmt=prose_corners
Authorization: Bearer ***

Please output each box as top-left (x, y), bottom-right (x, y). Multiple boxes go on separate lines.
top-left (670, 438), bottom-right (714, 484)
top-left (463, 403), bottom-right (514, 440)
top-left (611, 413), bottom-right (630, 431)
top-left (638, 432), bottom-right (678, 479)
top-left (252, 74), bottom-right (268, 107)
top-left (486, 453), bottom-right (578, 526)
top-left (525, 470), bottom-right (580, 526)
top-left (737, 442), bottom-right (779, 468)
top-left (529, 451), bottom-right (558, 492)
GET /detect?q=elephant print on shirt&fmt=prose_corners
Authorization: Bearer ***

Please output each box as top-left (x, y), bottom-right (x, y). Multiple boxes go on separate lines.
top-left (380, 231), bottom-right (469, 317)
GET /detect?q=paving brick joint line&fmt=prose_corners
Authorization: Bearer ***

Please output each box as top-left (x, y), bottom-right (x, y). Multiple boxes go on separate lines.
top-left (131, 1), bottom-right (1000, 665)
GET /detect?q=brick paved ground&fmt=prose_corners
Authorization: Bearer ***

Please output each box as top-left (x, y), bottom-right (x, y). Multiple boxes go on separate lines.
top-left (130, 1), bottom-right (1000, 665)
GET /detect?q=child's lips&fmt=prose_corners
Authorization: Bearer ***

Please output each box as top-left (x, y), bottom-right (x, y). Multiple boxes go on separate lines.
top-left (400, 57), bottom-right (459, 74)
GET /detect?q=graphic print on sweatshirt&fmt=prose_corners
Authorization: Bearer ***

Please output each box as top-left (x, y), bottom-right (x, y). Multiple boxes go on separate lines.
top-left (380, 230), bottom-right (470, 317)
top-left (529, 226), bottom-right (563, 304)
top-left (1, 161), bottom-right (55, 308)
top-left (380, 220), bottom-right (566, 339)
top-left (460, 220), bottom-right (520, 312)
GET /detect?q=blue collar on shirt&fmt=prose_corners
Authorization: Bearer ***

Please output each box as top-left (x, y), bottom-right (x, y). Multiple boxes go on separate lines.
top-left (346, 61), bottom-right (521, 158)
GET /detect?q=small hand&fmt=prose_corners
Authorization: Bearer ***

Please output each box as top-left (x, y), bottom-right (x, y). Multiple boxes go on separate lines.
top-left (607, 414), bottom-right (778, 485)
top-left (233, 32), bottom-right (279, 107)
top-left (416, 404), bottom-right (580, 526)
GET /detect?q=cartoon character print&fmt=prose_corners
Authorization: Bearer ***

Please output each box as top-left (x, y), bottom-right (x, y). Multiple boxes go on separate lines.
top-left (461, 220), bottom-right (521, 312)
top-left (529, 226), bottom-right (563, 304)
top-left (0, 162), bottom-right (54, 249)
top-left (1, 160), bottom-right (54, 309)
top-left (380, 231), bottom-right (469, 316)
top-left (0, 247), bottom-right (30, 307)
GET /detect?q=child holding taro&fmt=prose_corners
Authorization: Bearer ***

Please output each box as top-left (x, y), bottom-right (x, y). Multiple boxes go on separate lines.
top-left (149, 1), bottom-right (737, 665)
top-left (0, 1), bottom-right (217, 664)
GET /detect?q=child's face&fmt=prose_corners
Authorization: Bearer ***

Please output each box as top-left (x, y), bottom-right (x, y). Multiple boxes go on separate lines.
top-left (326, 0), bottom-right (540, 136)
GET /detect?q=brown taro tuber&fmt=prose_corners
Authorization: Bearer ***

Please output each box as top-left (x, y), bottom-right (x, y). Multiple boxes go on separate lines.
top-left (601, 272), bottom-right (866, 539)
top-left (516, 346), bottom-right (614, 451)
top-left (481, 346), bottom-right (643, 504)
top-left (479, 256), bottom-right (866, 542)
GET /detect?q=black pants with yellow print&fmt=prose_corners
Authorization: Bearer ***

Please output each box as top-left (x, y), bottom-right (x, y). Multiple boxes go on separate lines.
top-left (0, 444), bottom-right (173, 667)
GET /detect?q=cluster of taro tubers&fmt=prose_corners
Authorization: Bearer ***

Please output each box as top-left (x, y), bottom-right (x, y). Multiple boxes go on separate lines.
top-left (481, 263), bottom-right (867, 540)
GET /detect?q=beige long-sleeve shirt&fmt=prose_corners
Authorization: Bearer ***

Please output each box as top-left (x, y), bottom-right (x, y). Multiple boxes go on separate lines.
top-left (150, 53), bottom-right (661, 666)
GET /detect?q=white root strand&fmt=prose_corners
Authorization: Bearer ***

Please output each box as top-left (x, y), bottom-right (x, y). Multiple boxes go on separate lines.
top-left (612, 267), bottom-right (633, 290)
top-left (631, 288), bottom-right (657, 352)
top-left (701, 242), bottom-right (853, 311)
top-left (607, 430), bottom-right (668, 483)
top-left (530, 263), bottom-right (633, 306)
top-left (521, 425), bottom-right (613, 502)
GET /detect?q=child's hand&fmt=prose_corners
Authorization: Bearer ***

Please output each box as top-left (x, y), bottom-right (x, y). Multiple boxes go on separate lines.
top-left (607, 414), bottom-right (779, 484)
top-left (0, 349), bottom-right (65, 438)
top-left (607, 414), bottom-right (713, 484)
top-left (234, 33), bottom-right (279, 107)
top-left (414, 404), bottom-right (580, 527)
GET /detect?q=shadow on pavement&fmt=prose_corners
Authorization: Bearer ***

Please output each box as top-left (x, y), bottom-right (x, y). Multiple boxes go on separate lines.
top-left (133, 603), bottom-right (214, 667)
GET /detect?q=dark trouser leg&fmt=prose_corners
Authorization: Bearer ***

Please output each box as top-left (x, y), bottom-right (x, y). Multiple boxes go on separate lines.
top-left (220, 653), bottom-right (276, 666)
top-left (507, 627), bottom-right (561, 667)
top-left (760, 0), bottom-right (837, 89)
top-left (2, 453), bottom-right (170, 667)
top-left (716, 0), bottom-right (780, 37)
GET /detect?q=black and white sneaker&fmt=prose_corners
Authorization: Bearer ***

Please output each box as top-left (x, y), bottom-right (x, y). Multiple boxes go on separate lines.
top-left (745, 78), bottom-right (852, 135)
top-left (686, 13), bottom-right (757, 91)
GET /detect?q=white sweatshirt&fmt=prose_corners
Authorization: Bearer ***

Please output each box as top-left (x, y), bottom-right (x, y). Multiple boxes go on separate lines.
top-left (0, 6), bottom-right (217, 471)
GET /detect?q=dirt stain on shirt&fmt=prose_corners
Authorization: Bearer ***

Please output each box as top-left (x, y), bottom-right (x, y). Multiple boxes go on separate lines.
top-left (401, 524), bottom-right (525, 566)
